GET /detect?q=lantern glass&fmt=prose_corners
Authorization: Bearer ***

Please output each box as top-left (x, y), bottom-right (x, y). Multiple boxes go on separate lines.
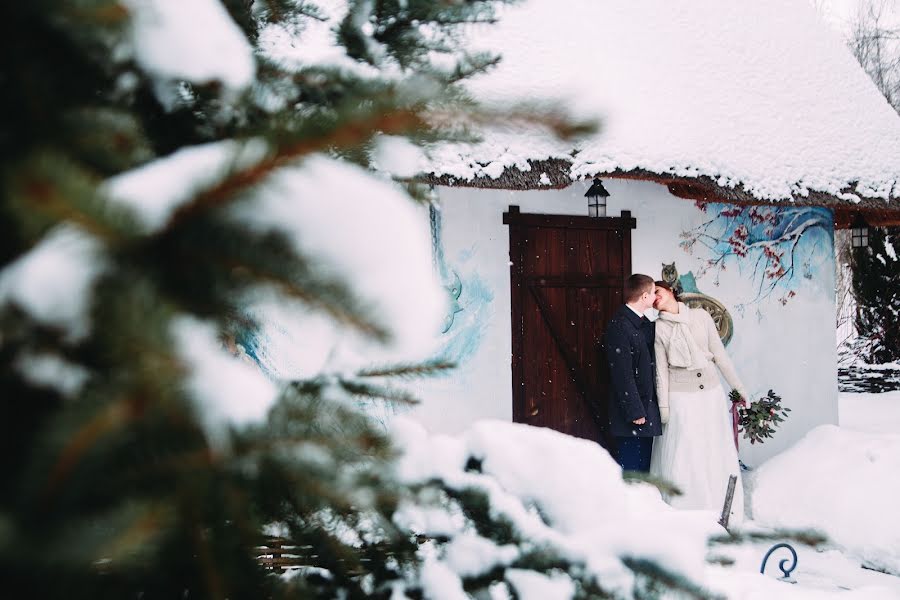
top-left (585, 177), bottom-right (610, 218)
top-left (588, 197), bottom-right (607, 218)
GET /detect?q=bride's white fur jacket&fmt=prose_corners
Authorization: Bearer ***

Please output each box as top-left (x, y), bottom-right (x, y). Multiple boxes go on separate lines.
top-left (654, 302), bottom-right (747, 424)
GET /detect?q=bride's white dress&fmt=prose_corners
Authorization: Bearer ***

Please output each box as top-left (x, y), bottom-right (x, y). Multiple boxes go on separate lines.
top-left (648, 303), bottom-right (745, 525)
top-left (650, 383), bottom-right (744, 524)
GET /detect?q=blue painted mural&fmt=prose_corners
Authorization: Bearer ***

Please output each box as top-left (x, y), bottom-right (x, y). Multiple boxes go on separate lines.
top-left (680, 202), bottom-right (834, 311)
top-left (429, 204), bottom-right (493, 368)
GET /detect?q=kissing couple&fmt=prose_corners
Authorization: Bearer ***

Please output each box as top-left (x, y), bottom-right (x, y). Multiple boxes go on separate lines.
top-left (604, 274), bottom-right (748, 524)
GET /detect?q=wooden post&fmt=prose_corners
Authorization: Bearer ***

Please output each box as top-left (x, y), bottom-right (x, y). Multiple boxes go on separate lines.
top-left (272, 538), bottom-right (284, 574)
top-left (718, 474), bottom-right (738, 530)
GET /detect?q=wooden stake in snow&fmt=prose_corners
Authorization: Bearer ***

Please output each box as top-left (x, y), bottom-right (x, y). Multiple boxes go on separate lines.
top-left (718, 474), bottom-right (738, 529)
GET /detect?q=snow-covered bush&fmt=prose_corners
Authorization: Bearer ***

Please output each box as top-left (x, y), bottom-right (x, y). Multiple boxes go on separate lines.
top-left (391, 419), bottom-right (724, 599)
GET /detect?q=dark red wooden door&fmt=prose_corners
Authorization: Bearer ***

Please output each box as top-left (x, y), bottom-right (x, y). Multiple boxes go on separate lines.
top-left (503, 206), bottom-right (636, 450)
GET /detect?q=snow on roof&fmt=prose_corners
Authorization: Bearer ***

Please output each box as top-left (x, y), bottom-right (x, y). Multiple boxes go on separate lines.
top-left (426, 0), bottom-right (900, 204)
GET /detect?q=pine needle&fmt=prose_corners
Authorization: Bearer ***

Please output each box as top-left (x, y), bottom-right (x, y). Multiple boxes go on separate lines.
top-left (356, 359), bottom-right (456, 379)
top-left (337, 380), bottom-right (420, 406)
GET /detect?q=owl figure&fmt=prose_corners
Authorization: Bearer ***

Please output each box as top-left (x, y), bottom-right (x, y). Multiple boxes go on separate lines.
top-left (661, 262), bottom-right (684, 296)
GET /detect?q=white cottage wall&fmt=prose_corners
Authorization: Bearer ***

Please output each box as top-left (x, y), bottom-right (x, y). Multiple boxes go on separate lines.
top-left (408, 179), bottom-right (838, 466)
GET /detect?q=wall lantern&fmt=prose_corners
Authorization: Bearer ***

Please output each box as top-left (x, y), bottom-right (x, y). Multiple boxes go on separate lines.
top-left (585, 177), bottom-right (609, 217)
top-left (851, 213), bottom-right (869, 248)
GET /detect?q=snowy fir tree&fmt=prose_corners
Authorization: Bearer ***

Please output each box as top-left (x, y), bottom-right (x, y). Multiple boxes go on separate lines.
top-left (0, 2), bottom-right (804, 599)
top-left (851, 226), bottom-right (900, 364)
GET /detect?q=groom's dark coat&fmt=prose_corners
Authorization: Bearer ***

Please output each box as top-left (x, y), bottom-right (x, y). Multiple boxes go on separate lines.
top-left (604, 305), bottom-right (663, 438)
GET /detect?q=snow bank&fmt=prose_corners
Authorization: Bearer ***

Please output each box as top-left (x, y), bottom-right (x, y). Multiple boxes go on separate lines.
top-left (0, 226), bottom-right (106, 341)
top-left (392, 418), bottom-right (723, 598)
top-left (709, 565), bottom-right (898, 599)
top-left (427, 0), bottom-right (900, 202)
top-left (840, 391), bottom-right (900, 434)
top-left (394, 419), bottom-right (900, 598)
top-left (124, 0), bottom-right (255, 90)
top-left (752, 425), bottom-right (900, 575)
top-left (707, 541), bottom-right (900, 598)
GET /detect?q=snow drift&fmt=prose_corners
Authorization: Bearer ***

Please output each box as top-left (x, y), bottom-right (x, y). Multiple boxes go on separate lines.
top-left (752, 424), bottom-right (900, 576)
top-left (392, 418), bottom-right (724, 598)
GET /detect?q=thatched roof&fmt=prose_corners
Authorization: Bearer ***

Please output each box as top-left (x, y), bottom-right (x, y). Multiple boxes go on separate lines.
top-left (421, 159), bottom-right (900, 227)
top-left (422, 0), bottom-right (900, 219)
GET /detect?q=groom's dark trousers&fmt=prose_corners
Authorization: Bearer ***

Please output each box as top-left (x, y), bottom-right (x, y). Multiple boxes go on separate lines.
top-left (616, 437), bottom-right (653, 472)
top-left (604, 305), bottom-right (662, 472)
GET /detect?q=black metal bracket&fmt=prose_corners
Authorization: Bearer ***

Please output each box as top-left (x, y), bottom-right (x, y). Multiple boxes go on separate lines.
top-left (760, 543), bottom-right (798, 583)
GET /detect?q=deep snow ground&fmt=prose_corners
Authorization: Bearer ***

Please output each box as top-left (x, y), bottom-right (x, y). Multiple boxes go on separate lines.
top-left (839, 390), bottom-right (900, 434)
top-left (721, 391), bottom-right (900, 596)
top-left (708, 540), bottom-right (900, 598)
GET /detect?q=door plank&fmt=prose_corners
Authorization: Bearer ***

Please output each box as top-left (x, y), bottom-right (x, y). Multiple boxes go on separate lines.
top-left (528, 284), bottom-right (606, 431)
top-left (504, 206), bottom-right (634, 449)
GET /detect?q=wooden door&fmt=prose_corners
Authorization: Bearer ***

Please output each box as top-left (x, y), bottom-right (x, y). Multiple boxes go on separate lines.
top-left (503, 206), bottom-right (636, 450)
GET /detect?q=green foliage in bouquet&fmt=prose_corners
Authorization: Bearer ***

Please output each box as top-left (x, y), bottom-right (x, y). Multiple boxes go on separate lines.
top-left (730, 389), bottom-right (790, 445)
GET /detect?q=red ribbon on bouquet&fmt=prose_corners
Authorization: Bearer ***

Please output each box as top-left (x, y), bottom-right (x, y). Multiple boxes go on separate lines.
top-left (730, 399), bottom-right (744, 451)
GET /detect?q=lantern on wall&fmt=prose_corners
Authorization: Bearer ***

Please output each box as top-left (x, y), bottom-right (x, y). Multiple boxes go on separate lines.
top-left (851, 213), bottom-right (869, 248)
top-left (585, 178), bottom-right (609, 217)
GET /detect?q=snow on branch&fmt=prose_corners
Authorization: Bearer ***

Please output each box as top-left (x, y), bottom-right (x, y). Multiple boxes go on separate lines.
top-left (0, 225), bottom-right (107, 341)
top-left (124, 0), bottom-right (255, 91)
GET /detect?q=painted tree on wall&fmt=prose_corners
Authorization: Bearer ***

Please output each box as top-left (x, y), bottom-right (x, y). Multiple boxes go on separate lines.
top-left (680, 202), bottom-right (832, 307)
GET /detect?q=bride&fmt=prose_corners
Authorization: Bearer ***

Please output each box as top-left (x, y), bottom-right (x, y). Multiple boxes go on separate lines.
top-left (649, 281), bottom-right (747, 525)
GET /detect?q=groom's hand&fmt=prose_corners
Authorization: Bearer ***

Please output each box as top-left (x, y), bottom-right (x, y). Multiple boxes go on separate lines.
top-left (633, 417), bottom-right (646, 425)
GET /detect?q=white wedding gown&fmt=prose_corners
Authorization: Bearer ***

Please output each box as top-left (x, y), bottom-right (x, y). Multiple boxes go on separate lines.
top-left (649, 383), bottom-right (744, 525)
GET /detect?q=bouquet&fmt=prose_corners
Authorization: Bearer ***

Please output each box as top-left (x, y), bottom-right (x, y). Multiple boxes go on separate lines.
top-left (729, 389), bottom-right (790, 445)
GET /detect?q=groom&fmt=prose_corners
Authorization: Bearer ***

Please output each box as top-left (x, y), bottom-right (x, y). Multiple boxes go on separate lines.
top-left (604, 274), bottom-right (662, 472)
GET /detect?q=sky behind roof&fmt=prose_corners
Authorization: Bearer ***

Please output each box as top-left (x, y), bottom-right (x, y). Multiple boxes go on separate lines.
top-left (816, 0), bottom-right (900, 35)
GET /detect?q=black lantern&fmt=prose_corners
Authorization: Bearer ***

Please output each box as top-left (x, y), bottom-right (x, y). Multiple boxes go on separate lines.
top-left (851, 213), bottom-right (869, 248)
top-left (585, 177), bottom-right (609, 217)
